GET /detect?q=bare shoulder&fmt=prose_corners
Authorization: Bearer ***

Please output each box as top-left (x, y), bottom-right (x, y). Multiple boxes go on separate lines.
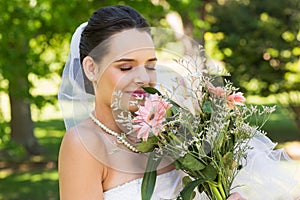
top-left (59, 121), bottom-right (105, 199)
top-left (60, 126), bottom-right (84, 150)
top-left (59, 125), bottom-right (89, 159)
top-left (59, 120), bottom-right (104, 166)
top-left (60, 120), bottom-right (103, 152)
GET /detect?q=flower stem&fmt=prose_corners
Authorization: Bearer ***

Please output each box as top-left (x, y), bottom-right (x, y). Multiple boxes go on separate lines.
top-left (170, 134), bottom-right (182, 144)
top-left (208, 182), bottom-right (223, 200)
top-left (217, 173), bottom-right (226, 199)
top-left (217, 183), bottom-right (226, 199)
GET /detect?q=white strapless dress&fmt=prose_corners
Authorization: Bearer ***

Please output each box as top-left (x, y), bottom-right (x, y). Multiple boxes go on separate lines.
top-left (104, 169), bottom-right (183, 200)
top-left (104, 135), bottom-right (300, 200)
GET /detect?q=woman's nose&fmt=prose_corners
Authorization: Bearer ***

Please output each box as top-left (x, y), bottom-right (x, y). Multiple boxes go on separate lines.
top-left (134, 66), bottom-right (152, 86)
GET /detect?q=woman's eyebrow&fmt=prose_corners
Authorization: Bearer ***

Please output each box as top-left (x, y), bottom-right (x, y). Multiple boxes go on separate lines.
top-left (113, 57), bottom-right (157, 63)
top-left (113, 58), bottom-right (135, 63)
top-left (147, 57), bottom-right (157, 62)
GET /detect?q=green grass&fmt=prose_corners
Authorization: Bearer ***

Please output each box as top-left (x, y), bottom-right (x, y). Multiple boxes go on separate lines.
top-left (0, 169), bottom-right (59, 200)
top-left (246, 95), bottom-right (300, 143)
top-left (263, 106), bottom-right (300, 142)
top-left (0, 118), bottom-right (65, 200)
top-left (34, 119), bottom-right (65, 161)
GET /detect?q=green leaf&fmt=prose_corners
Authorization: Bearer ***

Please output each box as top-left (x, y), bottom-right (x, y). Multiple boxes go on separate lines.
top-left (180, 154), bottom-right (206, 171)
top-left (136, 136), bottom-right (159, 152)
top-left (165, 108), bottom-right (173, 118)
top-left (202, 101), bottom-right (214, 113)
top-left (179, 177), bottom-right (207, 200)
top-left (174, 159), bottom-right (182, 170)
top-left (168, 99), bottom-right (181, 108)
top-left (223, 152), bottom-right (234, 167)
top-left (141, 152), bottom-right (163, 200)
top-left (170, 104), bottom-right (180, 115)
top-left (182, 176), bottom-right (193, 188)
top-left (202, 164), bottom-right (218, 181)
top-left (141, 170), bottom-right (157, 200)
top-left (142, 87), bottom-right (161, 95)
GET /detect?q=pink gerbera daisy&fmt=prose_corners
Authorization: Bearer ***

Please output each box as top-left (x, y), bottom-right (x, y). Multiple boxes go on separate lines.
top-left (132, 94), bottom-right (172, 141)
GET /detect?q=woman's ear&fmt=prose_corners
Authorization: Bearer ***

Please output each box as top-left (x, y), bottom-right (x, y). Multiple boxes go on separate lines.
top-left (82, 56), bottom-right (96, 81)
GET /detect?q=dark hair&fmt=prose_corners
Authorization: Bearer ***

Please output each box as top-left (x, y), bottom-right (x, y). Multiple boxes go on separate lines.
top-left (79, 5), bottom-right (150, 94)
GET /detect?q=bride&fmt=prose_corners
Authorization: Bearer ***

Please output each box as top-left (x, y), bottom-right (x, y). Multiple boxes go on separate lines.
top-left (58, 5), bottom-right (299, 200)
top-left (58, 5), bottom-right (188, 200)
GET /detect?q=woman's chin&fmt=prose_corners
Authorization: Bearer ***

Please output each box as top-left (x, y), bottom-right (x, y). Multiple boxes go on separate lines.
top-left (128, 104), bottom-right (140, 113)
top-left (128, 99), bottom-right (145, 113)
top-left (115, 94), bottom-right (146, 113)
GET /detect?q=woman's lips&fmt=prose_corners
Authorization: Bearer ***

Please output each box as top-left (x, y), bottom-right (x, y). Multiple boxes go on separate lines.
top-left (133, 90), bottom-right (147, 97)
top-left (130, 90), bottom-right (148, 98)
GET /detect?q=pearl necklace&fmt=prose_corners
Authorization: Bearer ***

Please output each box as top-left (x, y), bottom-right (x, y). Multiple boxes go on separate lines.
top-left (89, 113), bottom-right (140, 153)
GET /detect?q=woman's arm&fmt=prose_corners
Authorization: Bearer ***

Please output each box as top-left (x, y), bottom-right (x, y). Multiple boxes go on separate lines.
top-left (58, 129), bottom-right (104, 200)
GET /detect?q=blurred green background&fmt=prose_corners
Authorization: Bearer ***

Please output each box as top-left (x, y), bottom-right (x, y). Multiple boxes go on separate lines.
top-left (0, 0), bottom-right (299, 199)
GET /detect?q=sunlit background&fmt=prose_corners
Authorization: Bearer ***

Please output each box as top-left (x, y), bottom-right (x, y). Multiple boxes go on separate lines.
top-left (0, 0), bottom-right (299, 199)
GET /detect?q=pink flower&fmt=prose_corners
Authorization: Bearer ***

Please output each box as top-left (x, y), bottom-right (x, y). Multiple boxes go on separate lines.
top-left (208, 84), bottom-right (226, 97)
top-left (132, 94), bottom-right (172, 141)
top-left (226, 92), bottom-right (246, 108)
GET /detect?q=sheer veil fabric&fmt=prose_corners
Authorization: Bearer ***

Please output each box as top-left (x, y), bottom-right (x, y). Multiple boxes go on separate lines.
top-left (58, 22), bottom-right (300, 199)
top-left (230, 134), bottom-right (300, 200)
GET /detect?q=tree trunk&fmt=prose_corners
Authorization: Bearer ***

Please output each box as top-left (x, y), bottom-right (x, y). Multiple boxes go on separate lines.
top-left (8, 79), bottom-right (42, 155)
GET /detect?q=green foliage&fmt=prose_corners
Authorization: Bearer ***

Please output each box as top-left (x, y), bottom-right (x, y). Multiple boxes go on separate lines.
top-left (141, 151), bottom-right (163, 200)
top-left (167, 0), bottom-right (208, 42)
top-left (0, 119), bottom-right (26, 160)
top-left (203, 101), bottom-right (214, 113)
top-left (0, 0), bottom-right (165, 108)
top-left (0, 0), bottom-right (97, 101)
top-left (179, 177), bottom-right (206, 200)
top-left (207, 0), bottom-right (300, 96)
top-left (137, 136), bottom-right (159, 152)
top-left (0, 118), bottom-right (64, 199)
top-left (175, 153), bottom-right (206, 171)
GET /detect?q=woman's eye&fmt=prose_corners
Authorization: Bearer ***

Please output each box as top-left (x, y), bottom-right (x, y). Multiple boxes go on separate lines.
top-left (120, 65), bottom-right (133, 71)
top-left (145, 65), bottom-right (156, 70)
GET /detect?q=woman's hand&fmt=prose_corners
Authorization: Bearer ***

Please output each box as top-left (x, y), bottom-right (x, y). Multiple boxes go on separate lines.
top-left (227, 192), bottom-right (246, 200)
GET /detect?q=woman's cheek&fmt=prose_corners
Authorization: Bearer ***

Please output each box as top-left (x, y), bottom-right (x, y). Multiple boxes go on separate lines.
top-left (150, 73), bottom-right (157, 86)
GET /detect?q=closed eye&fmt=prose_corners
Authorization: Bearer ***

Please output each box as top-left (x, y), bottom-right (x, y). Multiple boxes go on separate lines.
top-left (120, 64), bottom-right (133, 71)
top-left (120, 67), bottom-right (132, 71)
top-left (145, 60), bottom-right (156, 71)
top-left (145, 65), bottom-right (156, 70)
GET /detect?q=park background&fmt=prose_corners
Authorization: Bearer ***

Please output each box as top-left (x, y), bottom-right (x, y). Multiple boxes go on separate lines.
top-left (0, 0), bottom-right (299, 199)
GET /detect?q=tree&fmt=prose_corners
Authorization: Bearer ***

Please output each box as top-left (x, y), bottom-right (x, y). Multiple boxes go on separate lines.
top-left (0, 0), bottom-right (165, 155)
top-left (206, 0), bottom-right (300, 132)
top-left (166, 0), bottom-right (216, 44)
top-left (0, 0), bottom-right (99, 155)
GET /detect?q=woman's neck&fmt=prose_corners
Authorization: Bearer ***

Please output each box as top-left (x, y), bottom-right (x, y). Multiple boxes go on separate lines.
top-left (94, 104), bottom-right (123, 134)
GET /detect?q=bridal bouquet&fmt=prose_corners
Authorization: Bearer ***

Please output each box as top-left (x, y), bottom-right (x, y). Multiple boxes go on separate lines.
top-left (112, 56), bottom-right (275, 200)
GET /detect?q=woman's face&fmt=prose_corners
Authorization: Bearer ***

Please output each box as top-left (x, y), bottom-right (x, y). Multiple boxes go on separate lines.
top-left (94, 29), bottom-right (157, 112)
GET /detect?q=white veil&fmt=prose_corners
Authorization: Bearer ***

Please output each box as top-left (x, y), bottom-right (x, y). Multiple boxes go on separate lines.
top-left (58, 22), bottom-right (94, 130)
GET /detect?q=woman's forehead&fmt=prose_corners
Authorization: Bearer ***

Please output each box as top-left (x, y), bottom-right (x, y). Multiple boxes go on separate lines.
top-left (109, 29), bottom-right (155, 57)
top-left (91, 29), bottom-right (156, 73)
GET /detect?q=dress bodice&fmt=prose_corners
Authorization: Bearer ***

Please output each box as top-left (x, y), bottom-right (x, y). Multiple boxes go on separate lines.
top-left (104, 135), bottom-right (300, 200)
top-left (104, 169), bottom-right (183, 200)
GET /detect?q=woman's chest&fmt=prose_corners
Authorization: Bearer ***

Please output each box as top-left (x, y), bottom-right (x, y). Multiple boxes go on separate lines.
top-left (102, 168), bottom-right (143, 192)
